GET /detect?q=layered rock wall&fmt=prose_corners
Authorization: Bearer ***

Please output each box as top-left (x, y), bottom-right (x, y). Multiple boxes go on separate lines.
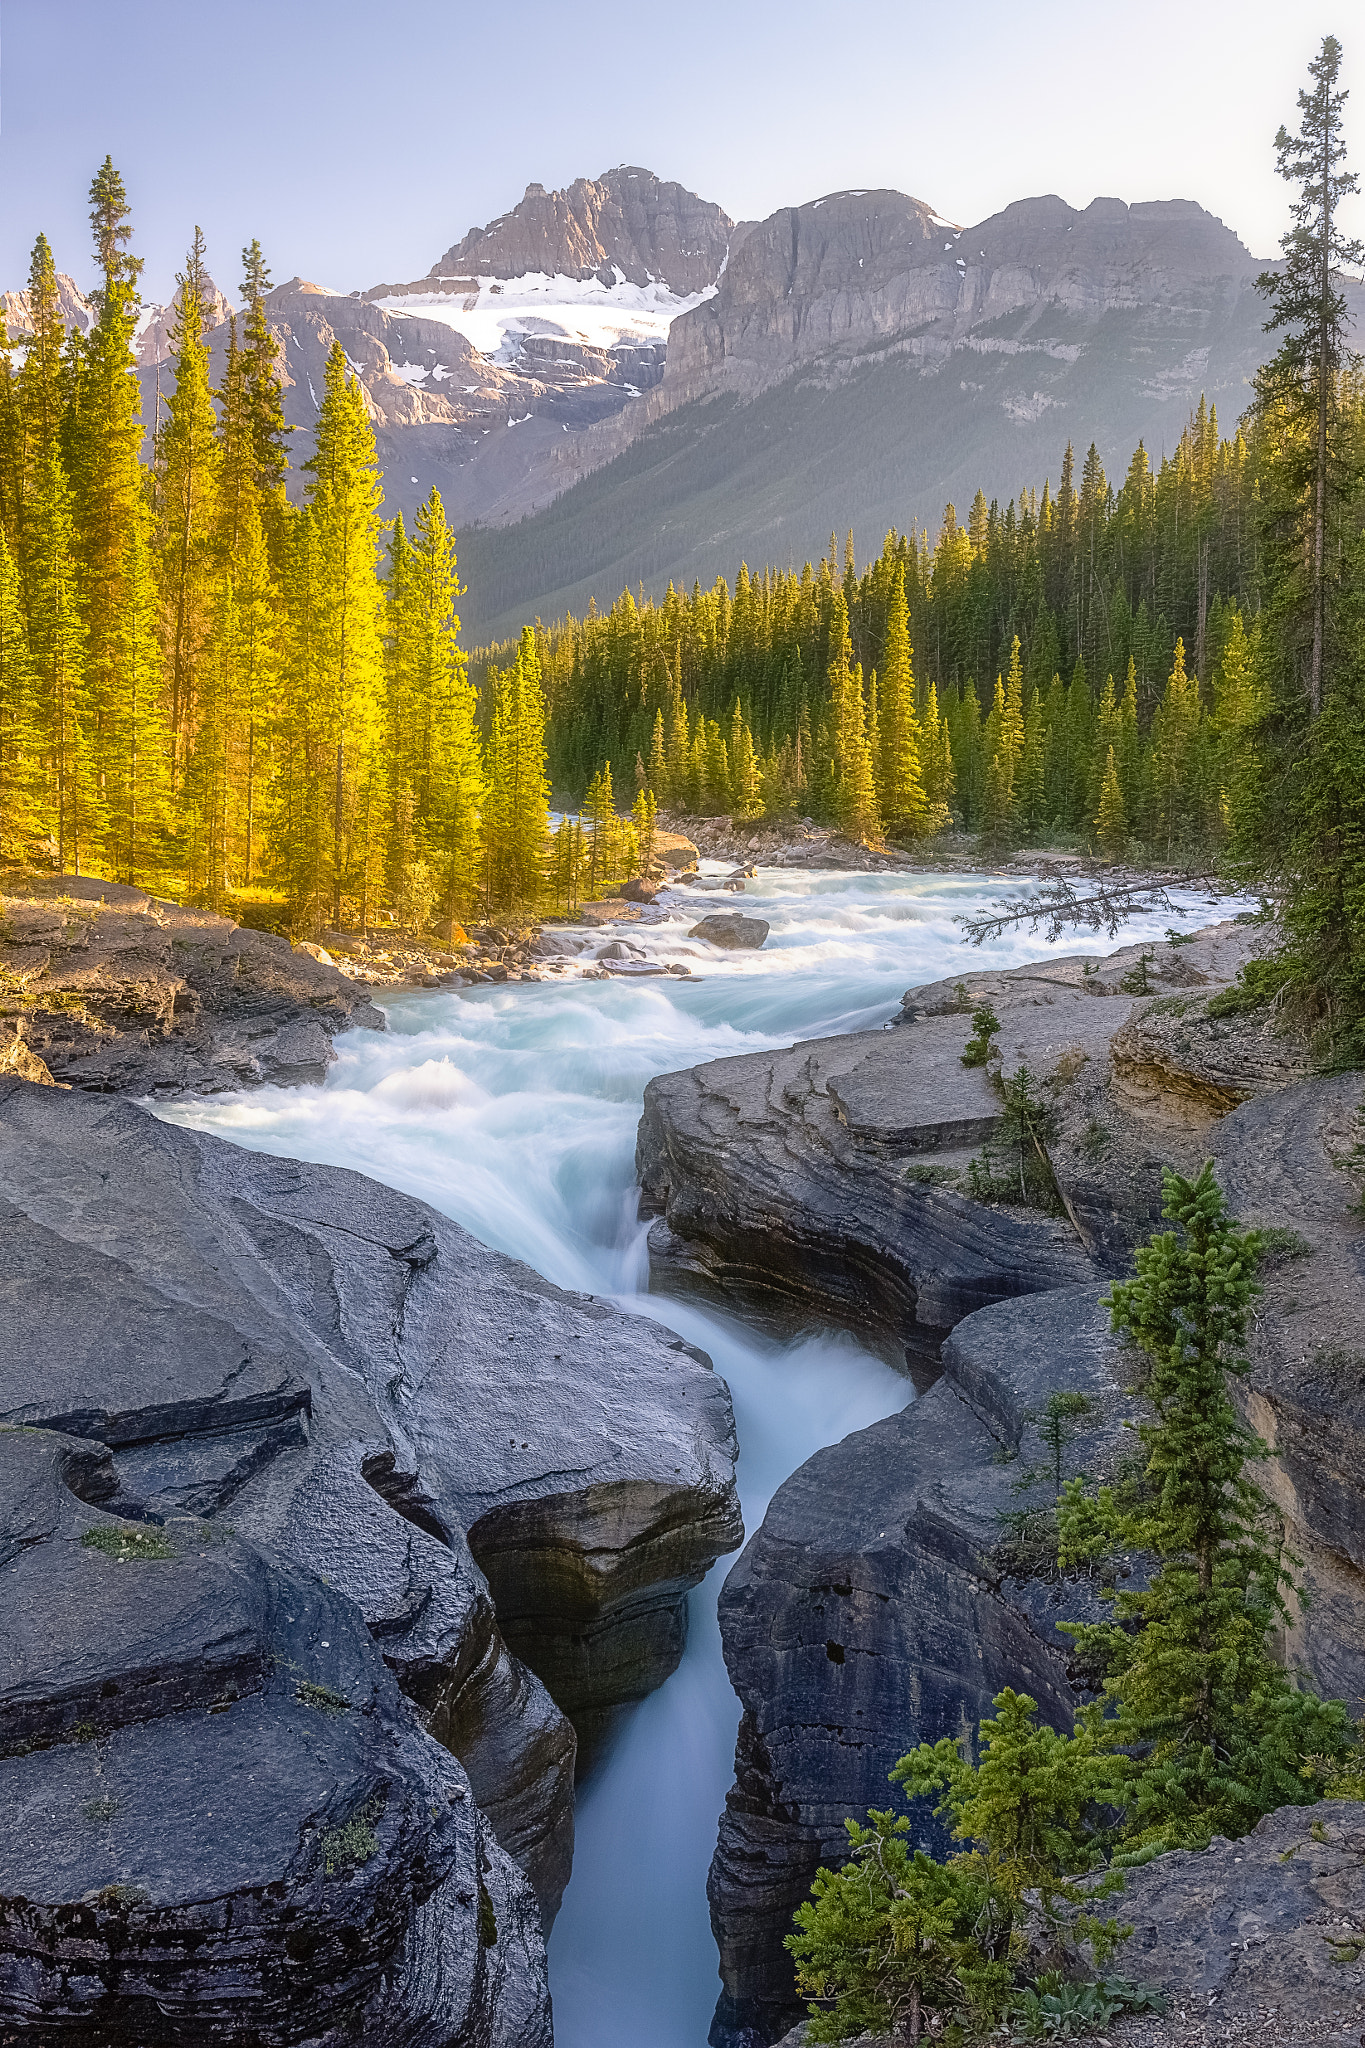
top-left (0, 1070), bottom-right (744, 2031)
top-left (633, 917), bottom-right (1365, 2045)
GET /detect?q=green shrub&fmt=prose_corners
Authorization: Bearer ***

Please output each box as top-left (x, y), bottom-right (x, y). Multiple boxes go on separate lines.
top-left (1009, 1973), bottom-right (1166, 2039)
top-left (296, 1681), bottom-right (351, 1717)
top-left (320, 1793), bottom-right (384, 1876)
top-left (960, 1002), bottom-right (1001, 1068)
top-left (968, 1066), bottom-right (1063, 1213)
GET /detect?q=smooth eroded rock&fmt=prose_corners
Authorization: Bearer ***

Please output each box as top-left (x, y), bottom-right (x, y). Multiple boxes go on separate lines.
top-left (0, 1077), bottom-right (743, 1913)
top-left (707, 1284), bottom-right (1134, 2046)
top-left (0, 1428), bottom-right (550, 2047)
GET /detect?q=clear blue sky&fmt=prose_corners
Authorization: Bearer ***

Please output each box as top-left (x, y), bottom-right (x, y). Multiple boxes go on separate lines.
top-left (1, 0), bottom-right (1358, 306)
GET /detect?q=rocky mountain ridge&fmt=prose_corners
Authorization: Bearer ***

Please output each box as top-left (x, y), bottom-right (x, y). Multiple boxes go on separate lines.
top-left (11, 165), bottom-right (1342, 637)
top-left (407, 165), bottom-right (732, 295)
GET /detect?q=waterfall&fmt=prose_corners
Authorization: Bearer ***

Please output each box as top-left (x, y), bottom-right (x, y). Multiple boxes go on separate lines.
top-left (161, 864), bottom-right (1223, 2043)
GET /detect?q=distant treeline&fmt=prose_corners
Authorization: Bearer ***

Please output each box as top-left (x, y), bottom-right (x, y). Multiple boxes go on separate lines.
top-left (473, 399), bottom-right (1284, 858)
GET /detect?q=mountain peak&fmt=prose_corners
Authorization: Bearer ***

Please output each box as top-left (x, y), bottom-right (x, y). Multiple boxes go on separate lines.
top-left (426, 167), bottom-right (733, 295)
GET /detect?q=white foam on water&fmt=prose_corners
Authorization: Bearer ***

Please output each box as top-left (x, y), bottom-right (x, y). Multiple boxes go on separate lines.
top-left (157, 866), bottom-right (1237, 2045)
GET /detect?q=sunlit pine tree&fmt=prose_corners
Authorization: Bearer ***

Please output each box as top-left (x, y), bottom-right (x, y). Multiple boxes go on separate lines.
top-left (0, 532), bottom-right (40, 856)
top-left (157, 228), bottom-right (221, 790)
top-left (304, 341), bottom-right (387, 927)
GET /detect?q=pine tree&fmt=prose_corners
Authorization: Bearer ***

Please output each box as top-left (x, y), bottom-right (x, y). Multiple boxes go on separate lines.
top-left (0, 532), bottom-right (39, 856)
top-left (1018, 687), bottom-right (1046, 831)
top-left (646, 706), bottom-right (668, 801)
top-left (827, 591), bottom-right (880, 841)
top-left (582, 760), bottom-right (615, 896)
top-left (394, 490), bottom-right (482, 926)
top-left (157, 228), bottom-right (221, 788)
top-left (631, 787), bottom-right (657, 875)
top-left (229, 496), bottom-right (278, 889)
top-left (272, 509), bottom-right (328, 928)
top-left (15, 234), bottom-right (67, 501)
top-left (214, 315), bottom-right (252, 557)
top-left (0, 322), bottom-right (21, 555)
top-left (878, 562), bottom-right (928, 835)
top-left (1094, 746), bottom-right (1127, 860)
top-left (26, 444), bottom-right (96, 871)
top-left (106, 509), bottom-right (169, 885)
top-left (728, 698), bottom-right (760, 818)
top-left (1256, 34), bottom-right (1363, 715)
top-left (185, 571), bottom-right (237, 906)
top-left (920, 681), bottom-right (955, 818)
top-left (304, 341), bottom-right (387, 927)
top-left (702, 716), bottom-right (732, 815)
top-left (1222, 40), bottom-right (1365, 1050)
top-left (1059, 1163), bottom-right (1353, 1848)
top-left (239, 239), bottom-right (291, 571)
top-left (513, 628), bottom-right (551, 898)
top-left (69, 158), bottom-right (147, 851)
top-left (1150, 637), bottom-right (1201, 856)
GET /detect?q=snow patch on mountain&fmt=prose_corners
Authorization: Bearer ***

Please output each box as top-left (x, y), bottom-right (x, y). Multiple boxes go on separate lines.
top-left (371, 272), bottom-right (716, 368)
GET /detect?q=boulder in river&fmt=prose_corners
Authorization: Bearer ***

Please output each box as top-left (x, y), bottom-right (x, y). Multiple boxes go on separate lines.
top-left (689, 911), bottom-right (769, 949)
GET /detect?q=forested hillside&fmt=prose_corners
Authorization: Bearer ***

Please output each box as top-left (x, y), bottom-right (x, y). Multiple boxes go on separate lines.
top-left (2, 66), bottom-right (1364, 1058)
top-left (475, 398), bottom-right (1287, 862)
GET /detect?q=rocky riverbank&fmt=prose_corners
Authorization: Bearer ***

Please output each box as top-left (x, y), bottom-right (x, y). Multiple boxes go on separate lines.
top-left (0, 1070), bottom-right (743, 2036)
top-left (0, 832), bottom-right (704, 1095)
top-left (634, 915), bottom-right (1365, 2045)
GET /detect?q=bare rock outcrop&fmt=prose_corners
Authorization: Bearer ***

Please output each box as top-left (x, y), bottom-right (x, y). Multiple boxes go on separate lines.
top-left (659, 190), bottom-right (1261, 410)
top-left (638, 922), bottom-right (1279, 1365)
top-left (1101, 1800), bottom-right (1365, 2014)
top-left (707, 1284), bottom-right (1135, 2047)
top-left (0, 1428), bottom-right (551, 2047)
top-left (426, 166), bottom-right (732, 294)
top-left (1211, 1074), bottom-right (1365, 1706)
top-left (634, 917), bottom-right (1365, 2045)
top-left (0, 876), bottom-right (384, 1093)
top-left (0, 1080), bottom-right (743, 1936)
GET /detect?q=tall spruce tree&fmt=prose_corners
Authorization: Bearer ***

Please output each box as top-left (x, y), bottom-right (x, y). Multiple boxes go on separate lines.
top-left (0, 532), bottom-right (38, 856)
top-left (826, 590), bottom-right (880, 841)
top-left (395, 489), bottom-right (483, 925)
top-left (1059, 1163), bottom-right (1353, 1846)
top-left (304, 341), bottom-right (387, 927)
top-left (1229, 36), bottom-right (1365, 1052)
top-left (15, 235), bottom-right (67, 506)
top-left (70, 158), bottom-right (149, 852)
top-left (239, 240), bottom-right (291, 571)
top-left (1256, 34), bottom-right (1363, 715)
top-left (157, 228), bottom-right (221, 788)
top-left (106, 509), bottom-right (169, 886)
top-left (878, 562), bottom-right (928, 835)
top-left (26, 444), bottom-right (95, 870)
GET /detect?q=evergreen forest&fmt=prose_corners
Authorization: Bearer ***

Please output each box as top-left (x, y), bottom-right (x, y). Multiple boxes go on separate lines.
top-left (2, 22), bottom-right (1364, 1052)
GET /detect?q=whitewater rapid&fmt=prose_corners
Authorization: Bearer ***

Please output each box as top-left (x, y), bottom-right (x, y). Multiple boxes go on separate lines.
top-left (160, 863), bottom-right (1228, 2046)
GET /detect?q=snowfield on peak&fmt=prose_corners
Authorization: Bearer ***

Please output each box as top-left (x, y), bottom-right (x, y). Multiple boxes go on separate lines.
top-left (371, 271), bottom-right (717, 367)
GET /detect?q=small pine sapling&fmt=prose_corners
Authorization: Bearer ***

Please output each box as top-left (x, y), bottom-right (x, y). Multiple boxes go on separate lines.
top-left (960, 1001), bottom-right (1001, 1067)
top-left (1057, 1162), bottom-right (1356, 1849)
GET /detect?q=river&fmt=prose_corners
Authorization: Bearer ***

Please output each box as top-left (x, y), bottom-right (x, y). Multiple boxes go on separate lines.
top-left (161, 862), bottom-right (1224, 2047)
